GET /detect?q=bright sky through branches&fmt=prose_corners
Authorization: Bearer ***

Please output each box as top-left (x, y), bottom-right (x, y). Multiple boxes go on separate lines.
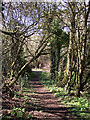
top-left (2, 0), bottom-right (89, 3)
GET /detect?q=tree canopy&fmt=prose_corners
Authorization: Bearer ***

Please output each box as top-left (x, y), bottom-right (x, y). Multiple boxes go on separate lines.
top-left (1, 0), bottom-right (90, 98)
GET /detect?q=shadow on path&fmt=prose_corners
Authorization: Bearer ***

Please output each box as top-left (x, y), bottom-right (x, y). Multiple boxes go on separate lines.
top-left (29, 71), bottom-right (77, 120)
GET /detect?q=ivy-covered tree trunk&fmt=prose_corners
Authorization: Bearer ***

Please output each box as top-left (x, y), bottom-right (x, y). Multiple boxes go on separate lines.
top-left (50, 38), bottom-right (61, 82)
top-left (55, 39), bottom-right (61, 81)
top-left (50, 42), bottom-right (56, 81)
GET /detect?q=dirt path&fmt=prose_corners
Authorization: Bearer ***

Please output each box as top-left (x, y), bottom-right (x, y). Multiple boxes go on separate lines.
top-left (29, 71), bottom-right (76, 120)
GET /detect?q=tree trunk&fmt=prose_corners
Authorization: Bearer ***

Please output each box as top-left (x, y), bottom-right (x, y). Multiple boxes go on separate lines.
top-left (50, 42), bottom-right (56, 81)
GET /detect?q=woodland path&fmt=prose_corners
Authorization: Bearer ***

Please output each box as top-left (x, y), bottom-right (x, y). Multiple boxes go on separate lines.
top-left (29, 70), bottom-right (76, 120)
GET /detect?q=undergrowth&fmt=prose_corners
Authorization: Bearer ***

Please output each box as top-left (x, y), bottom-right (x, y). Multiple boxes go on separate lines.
top-left (40, 72), bottom-right (90, 120)
top-left (2, 71), bottom-right (38, 120)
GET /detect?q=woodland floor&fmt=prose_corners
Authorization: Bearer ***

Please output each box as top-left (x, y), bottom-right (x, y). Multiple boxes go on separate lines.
top-left (28, 70), bottom-right (77, 120)
top-left (2, 70), bottom-right (79, 120)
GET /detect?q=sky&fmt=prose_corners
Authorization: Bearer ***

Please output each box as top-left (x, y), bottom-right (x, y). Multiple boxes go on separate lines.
top-left (1, 0), bottom-right (89, 33)
top-left (2, 0), bottom-right (90, 3)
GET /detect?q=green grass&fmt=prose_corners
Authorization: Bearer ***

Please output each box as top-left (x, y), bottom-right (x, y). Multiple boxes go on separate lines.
top-left (40, 72), bottom-right (90, 119)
